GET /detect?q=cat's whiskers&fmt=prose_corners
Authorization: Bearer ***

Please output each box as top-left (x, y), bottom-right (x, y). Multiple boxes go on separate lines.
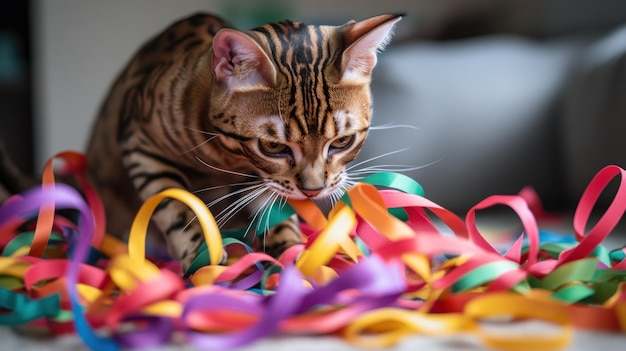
top-left (184, 126), bottom-right (220, 136)
top-left (179, 181), bottom-right (265, 234)
top-left (277, 87), bottom-right (285, 121)
top-left (196, 157), bottom-right (259, 179)
top-left (348, 164), bottom-right (432, 176)
top-left (205, 182), bottom-right (265, 208)
top-left (326, 185), bottom-right (345, 208)
top-left (182, 136), bottom-right (219, 155)
top-left (247, 191), bottom-right (281, 239)
top-left (344, 151), bottom-right (443, 189)
top-left (345, 148), bottom-right (409, 173)
top-left (180, 126), bottom-right (221, 155)
top-left (369, 123), bottom-right (419, 131)
top-left (258, 194), bottom-right (274, 235)
top-left (193, 156), bottom-right (275, 229)
top-left (193, 180), bottom-right (262, 194)
top-left (278, 196), bottom-right (289, 215)
top-left (182, 172), bottom-right (289, 237)
top-left (214, 185), bottom-right (270, 229)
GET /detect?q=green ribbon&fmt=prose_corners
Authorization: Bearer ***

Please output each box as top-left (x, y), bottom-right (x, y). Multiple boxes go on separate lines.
top-left (186, 236), bottom-right (257, 277)
top-left (537, 258), bottom-right (597, 291)
top-left (260, 265), bottom-right (283, 294)
top-left (552, 284), bottom-right (595, 304)
top-left (360, 172), bottom-right (425, 197)
top-left (452, 261), bottom-right (520, 292)
top-left (2, 232), bottom-right (65, 257)
top-left (342, 172), bottom-right (425, 220)
top-left (587, 269), bottom-right (626, 304)
top-left (0, 287), bottom-right (61, 325)
top-left (0, 276), bottom-right (24, 291)
top-left (537, 243), bottom-right (574, 259)
top-left (609, 248), bottom-right (626, 263)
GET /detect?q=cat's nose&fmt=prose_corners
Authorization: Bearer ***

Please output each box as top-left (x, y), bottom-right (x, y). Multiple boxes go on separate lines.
top-left (301, 188), bottom-right (322, 198)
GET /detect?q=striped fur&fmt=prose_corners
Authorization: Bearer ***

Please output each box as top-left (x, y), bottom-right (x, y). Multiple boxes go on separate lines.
top-left (85, 12), bottom-right (401, 270)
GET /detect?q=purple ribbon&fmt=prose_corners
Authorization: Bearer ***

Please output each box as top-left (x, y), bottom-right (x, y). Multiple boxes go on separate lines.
top-left (113, 315), bottom-right (174, 348)
top-left (297, 256), bottom-right (405, 313)
top-left (182, 265), bottom-right (308, 349)
top-left (181, 256), bottom-right (406, 349)
top-left (0, 185), bottom-right (120, 351)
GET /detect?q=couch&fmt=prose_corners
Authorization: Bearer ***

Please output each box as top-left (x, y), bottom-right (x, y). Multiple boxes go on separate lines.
top-left (360, 23), bottom-right (626, 215)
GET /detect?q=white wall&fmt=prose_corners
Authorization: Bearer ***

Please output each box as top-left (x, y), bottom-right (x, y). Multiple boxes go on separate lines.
top-left (31, 0), bottom-right (415, 166)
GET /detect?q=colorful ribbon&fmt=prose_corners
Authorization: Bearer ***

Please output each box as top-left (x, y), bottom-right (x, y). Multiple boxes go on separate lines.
top-left (0, 151), bottom-right (625, 350)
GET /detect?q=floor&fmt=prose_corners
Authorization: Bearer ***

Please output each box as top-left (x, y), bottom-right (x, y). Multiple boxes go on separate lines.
top-left (4, 325), bottom-right (626, 351)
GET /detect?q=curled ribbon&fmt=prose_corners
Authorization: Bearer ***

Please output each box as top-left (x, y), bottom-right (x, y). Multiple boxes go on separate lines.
top-left (0, 152), bottom-right (625, 351)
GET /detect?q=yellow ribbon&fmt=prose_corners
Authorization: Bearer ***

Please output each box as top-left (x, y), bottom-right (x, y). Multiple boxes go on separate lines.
top-left (296, 203), bottom-right (358, 278)
top-left (127, 188), bottom-right (223, 265)
top-left (344, 291), bottom-right (572, 350)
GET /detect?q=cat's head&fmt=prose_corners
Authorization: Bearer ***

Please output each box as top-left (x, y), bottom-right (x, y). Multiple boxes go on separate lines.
top-left (207, 14), bottom-right (402, 201)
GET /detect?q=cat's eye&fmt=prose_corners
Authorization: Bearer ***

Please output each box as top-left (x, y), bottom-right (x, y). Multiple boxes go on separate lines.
top-left (259, 140), bottom-right (290, 156)
top-left (330, 135), bottom-right (355, 150)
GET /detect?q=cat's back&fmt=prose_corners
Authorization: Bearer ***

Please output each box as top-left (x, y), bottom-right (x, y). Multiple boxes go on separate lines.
top-left (86, 13), bottom-right (231, 183)
top-left (130, 13), bottom-right (231, 68)
top-left (92, 12), bottom-right (231, 129)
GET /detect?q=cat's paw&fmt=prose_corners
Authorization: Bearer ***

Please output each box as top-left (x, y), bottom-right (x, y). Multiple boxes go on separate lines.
top-left (263, 216), bottom-right (302, 258)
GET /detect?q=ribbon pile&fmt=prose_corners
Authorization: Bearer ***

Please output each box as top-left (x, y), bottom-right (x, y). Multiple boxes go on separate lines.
top-left (0, 151), bottom-right (625, 351)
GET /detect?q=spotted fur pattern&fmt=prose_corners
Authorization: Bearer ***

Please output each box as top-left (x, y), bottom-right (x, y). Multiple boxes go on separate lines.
top-left (85, 12), bottom-right (402, 270)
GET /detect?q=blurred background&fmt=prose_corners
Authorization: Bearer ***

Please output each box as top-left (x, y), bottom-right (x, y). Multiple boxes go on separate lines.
top-left (2, 0), bottom-right (626, 214)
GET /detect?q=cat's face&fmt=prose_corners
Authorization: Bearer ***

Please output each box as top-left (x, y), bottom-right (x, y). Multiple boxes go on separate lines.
top-left (211, 82), bottom-right (372, 200)
top-left (207, 14), bottom-right (401, 201)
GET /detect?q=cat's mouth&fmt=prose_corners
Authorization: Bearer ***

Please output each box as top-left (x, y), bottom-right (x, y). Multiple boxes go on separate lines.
top-left (290, 185), bottom-right (345, 202)
top-left (266, 183), bottom-right (329, 201)
top-left (297, 188), bottom-right (326, 200)
top-left (265, 176), bottom-right (347, 202)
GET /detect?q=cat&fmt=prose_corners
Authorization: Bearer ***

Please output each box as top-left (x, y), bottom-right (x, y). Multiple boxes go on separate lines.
top-left (8, 12), bottom-right (403, 271)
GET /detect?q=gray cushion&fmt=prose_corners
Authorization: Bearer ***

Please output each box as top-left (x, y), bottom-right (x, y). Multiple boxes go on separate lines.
top-left (361, 35), bottom-right (585, 212)
top-left (561, 25), bottom-right (626, 206)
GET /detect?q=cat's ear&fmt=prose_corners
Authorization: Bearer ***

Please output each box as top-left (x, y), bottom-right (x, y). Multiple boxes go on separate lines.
top-left (212, 29), bottom-right (277, 89)
top-left (340, 14), bottom-right (402, 83)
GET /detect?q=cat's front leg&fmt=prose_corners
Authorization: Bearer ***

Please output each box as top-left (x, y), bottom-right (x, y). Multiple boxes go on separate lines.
top-left (122, 148), bottom-right (208, 270)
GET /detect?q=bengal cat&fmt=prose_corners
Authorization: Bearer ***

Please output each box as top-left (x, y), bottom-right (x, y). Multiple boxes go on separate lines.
top-left (80, 12), bottom-right (402, 271)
